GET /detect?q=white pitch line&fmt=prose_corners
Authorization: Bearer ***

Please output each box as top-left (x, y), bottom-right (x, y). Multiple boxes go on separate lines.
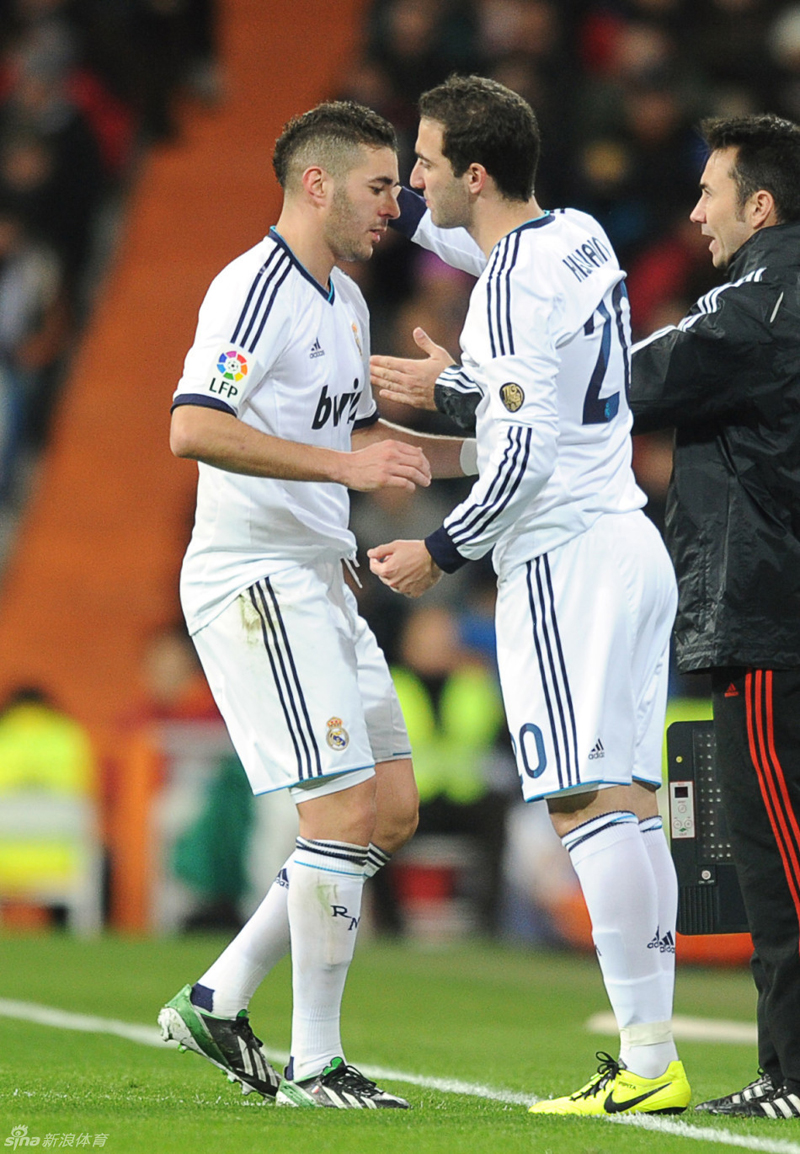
top-left (0, 998), bottom-right (174, 1048)
top-left (0, 999), bottom-right (529, 1105)
top-left (611, 1113), bottom-right (800, 1154)
top-left (346, 1062), bottom-right (532, 1106)
top-left (1, 999), bottom-right (798, 1154)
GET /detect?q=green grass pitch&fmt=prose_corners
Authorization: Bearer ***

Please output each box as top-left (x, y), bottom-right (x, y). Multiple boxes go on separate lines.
top-left (0, 932), bottom-right (794, 1154)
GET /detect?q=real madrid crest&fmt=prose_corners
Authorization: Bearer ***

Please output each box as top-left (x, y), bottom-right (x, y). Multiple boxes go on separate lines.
top-left (500, 382), bottom-right (524, 412)
top-left (351, 322), bottom-right (362, 357)
top-left (326, 716), bottom-right (349, 751)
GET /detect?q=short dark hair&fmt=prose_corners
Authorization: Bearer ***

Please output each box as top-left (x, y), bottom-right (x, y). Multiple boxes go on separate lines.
top-left (273, 101), bottom-right (397, 190)
top-left (700, 113), bottom-right (800, 224)
top-left (418, 75), bottom-right (540, 202)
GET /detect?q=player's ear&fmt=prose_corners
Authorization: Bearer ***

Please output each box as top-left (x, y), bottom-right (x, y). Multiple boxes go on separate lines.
top-left (466, 163), bottom-right (488, 197)
top-left (301, 165), bottom-right (331, 205)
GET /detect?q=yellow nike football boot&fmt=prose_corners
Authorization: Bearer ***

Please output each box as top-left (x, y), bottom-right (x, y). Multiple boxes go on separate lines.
top-left (529, 1052), bottom-right (691, 1116)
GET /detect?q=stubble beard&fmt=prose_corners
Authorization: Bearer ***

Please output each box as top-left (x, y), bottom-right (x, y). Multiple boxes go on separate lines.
top-left (325, 187), bottom-right (373, 264)
top-left (429, 182), bottom-right (472, 231)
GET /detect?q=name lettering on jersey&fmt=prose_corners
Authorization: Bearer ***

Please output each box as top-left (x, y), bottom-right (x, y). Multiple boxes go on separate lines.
top-left (312, 380), bottom-right (362, 430)
top-left (500, 382), bottom-right (525, 412)
top-left (562, 236), bottom-right (610, 282)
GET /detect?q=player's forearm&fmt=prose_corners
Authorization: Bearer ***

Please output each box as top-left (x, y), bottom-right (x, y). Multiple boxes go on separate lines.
top-left (353, 419), bottom-right (467, 478)
top-left (427, 421), bottom-right (557, 571)
top-left (170, 404), bottom-right (349, 483)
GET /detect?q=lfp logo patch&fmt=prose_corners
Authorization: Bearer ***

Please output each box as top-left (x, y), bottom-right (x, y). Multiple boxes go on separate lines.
top-left (217, 350), bottom-right (249, 382)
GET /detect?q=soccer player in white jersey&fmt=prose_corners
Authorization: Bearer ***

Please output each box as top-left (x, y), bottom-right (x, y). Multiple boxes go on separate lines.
top-left (158, 101), bottom-right (471, 1110)
top-left (368, 76), bottom-right (691, 1116)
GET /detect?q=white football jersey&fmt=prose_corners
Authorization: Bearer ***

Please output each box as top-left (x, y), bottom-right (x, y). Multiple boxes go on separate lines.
top-left (410, 205), bottom-right (645, 577)
top-left (173, 229), bottom-right (377, 633)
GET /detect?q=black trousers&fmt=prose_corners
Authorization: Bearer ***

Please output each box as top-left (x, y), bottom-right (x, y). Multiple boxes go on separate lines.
top-left (712, 667), bottom-right (800, 1090)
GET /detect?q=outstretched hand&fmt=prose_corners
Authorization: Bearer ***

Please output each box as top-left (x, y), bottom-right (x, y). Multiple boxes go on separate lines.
top-left (368, 539), bottom-right (442, 597)
top-left (370, 328), bottom-right (455, 411)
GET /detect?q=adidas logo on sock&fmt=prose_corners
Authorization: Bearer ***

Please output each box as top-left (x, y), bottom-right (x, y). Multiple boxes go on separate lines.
top-left (647, 927), bottom-right (676, 954)
top-left (588, 738), bottom-right (605, 760)
top-left (310, 338), bottom-right (325, 359)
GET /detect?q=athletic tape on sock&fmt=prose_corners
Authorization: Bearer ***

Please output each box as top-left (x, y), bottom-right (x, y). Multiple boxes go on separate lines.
top-left (621, 1020), bottom-right (675, 1047)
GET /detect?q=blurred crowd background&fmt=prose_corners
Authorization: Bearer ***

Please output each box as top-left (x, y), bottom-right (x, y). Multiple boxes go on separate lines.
top-left (0, 0), bottom-right (218, 518)
top-left (0, 0), bottom-right (778, 954)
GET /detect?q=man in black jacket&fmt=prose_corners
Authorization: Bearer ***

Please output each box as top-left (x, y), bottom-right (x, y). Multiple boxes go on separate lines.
top-left (630, 114), bottom-right (800, 1119)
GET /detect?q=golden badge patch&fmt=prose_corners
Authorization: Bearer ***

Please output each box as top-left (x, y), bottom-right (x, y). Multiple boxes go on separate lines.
top-left (326, 716), bottom-right (349, 751)
top-left (500, 382), bottom-right (524, 412)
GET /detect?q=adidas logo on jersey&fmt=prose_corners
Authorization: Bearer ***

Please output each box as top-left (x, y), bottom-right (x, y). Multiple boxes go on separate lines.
top-left (725, 682), bottom-right (740, 697)
top-left (310, 338), bottom-right (325, 359)
top-left (588, 738), bottom-right (605, 760)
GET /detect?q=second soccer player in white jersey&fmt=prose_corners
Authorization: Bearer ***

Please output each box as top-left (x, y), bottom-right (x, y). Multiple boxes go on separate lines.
top-left (158, 101), bottom-right (471, 1110)
top-left (368, 75), bottom-right (691, 1116)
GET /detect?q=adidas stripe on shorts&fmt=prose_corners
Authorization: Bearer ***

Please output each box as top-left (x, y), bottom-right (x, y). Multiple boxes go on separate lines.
top-left (192, 559), bottom-right (411, 798)
top-left (496, 510), bottom-right (677, 802)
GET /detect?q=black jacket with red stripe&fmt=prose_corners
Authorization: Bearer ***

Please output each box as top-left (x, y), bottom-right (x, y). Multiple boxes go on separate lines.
top-left (630, 222), bottom-right (800, 673)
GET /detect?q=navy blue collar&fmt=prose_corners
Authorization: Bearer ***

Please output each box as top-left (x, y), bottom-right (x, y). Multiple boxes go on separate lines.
top-left (507, 211), bottom-right (554, 236)
top-left (269, 227), bottom-right (335, 303)
top-left (489, 212), bottom-right (554, 258)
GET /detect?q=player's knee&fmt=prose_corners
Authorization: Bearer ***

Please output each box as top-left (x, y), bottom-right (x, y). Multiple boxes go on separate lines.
top-left (296, 775), bottom-right (378, 846)
top-left (385, 805), bottom-right (419, 854)
top-left (337, 789), bottom-right (378, 846)
top-left (375, 792), bottom-right (419, 854)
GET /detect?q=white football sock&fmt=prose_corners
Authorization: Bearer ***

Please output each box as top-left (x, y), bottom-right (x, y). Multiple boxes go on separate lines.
top-left (364, 842), bottom-right (391, 879)
top-left (193, 841), bottom-right (393, 1020)
top-left (194, 857), bottom-right (293, 1018)
top-left (288, 837), bottom-right (367, 1082)
top-left (562, 811), bottom-right (678, 1079)
top-left (639, 815), bottom-right (678, 984)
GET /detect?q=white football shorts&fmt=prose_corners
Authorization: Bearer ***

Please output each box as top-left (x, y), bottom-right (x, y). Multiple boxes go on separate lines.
top-left (192, 559), bottom-right (411, 798)
top-left (496, 510), bottom-right (677, 802)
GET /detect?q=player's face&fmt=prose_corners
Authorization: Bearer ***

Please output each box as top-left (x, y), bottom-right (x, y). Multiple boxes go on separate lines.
top-left (325, 146), bottom-right (400, 263)
top-left (690, 148), bottom-right (755, 269)
top-left (410, 118), bottom-right (472, 230)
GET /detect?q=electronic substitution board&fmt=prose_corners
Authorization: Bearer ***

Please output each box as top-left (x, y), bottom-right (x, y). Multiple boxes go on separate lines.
top-left (667, 720), bottom-right (749, 934)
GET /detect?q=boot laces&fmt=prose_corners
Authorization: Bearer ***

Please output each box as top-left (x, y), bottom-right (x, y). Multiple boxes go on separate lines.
top-left (324, 1062), bottom-right (378, 1094)
top-left (572, 1052), bottom-right (621, 1101)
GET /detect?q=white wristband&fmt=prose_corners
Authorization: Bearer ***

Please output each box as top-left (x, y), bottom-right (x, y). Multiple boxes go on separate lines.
top-left (459, 439), bottom-right (478, 476)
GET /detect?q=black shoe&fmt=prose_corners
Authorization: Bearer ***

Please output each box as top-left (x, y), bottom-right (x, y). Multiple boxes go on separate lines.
top-left (158, 984), bottom-right (280, 1099)
top-left (695, 1072), bottom-right (775, 1113)
top-left (276, 1056), bottom-right (410, 1108)
top-left (707, 1082), bottom-right (800, 1118)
